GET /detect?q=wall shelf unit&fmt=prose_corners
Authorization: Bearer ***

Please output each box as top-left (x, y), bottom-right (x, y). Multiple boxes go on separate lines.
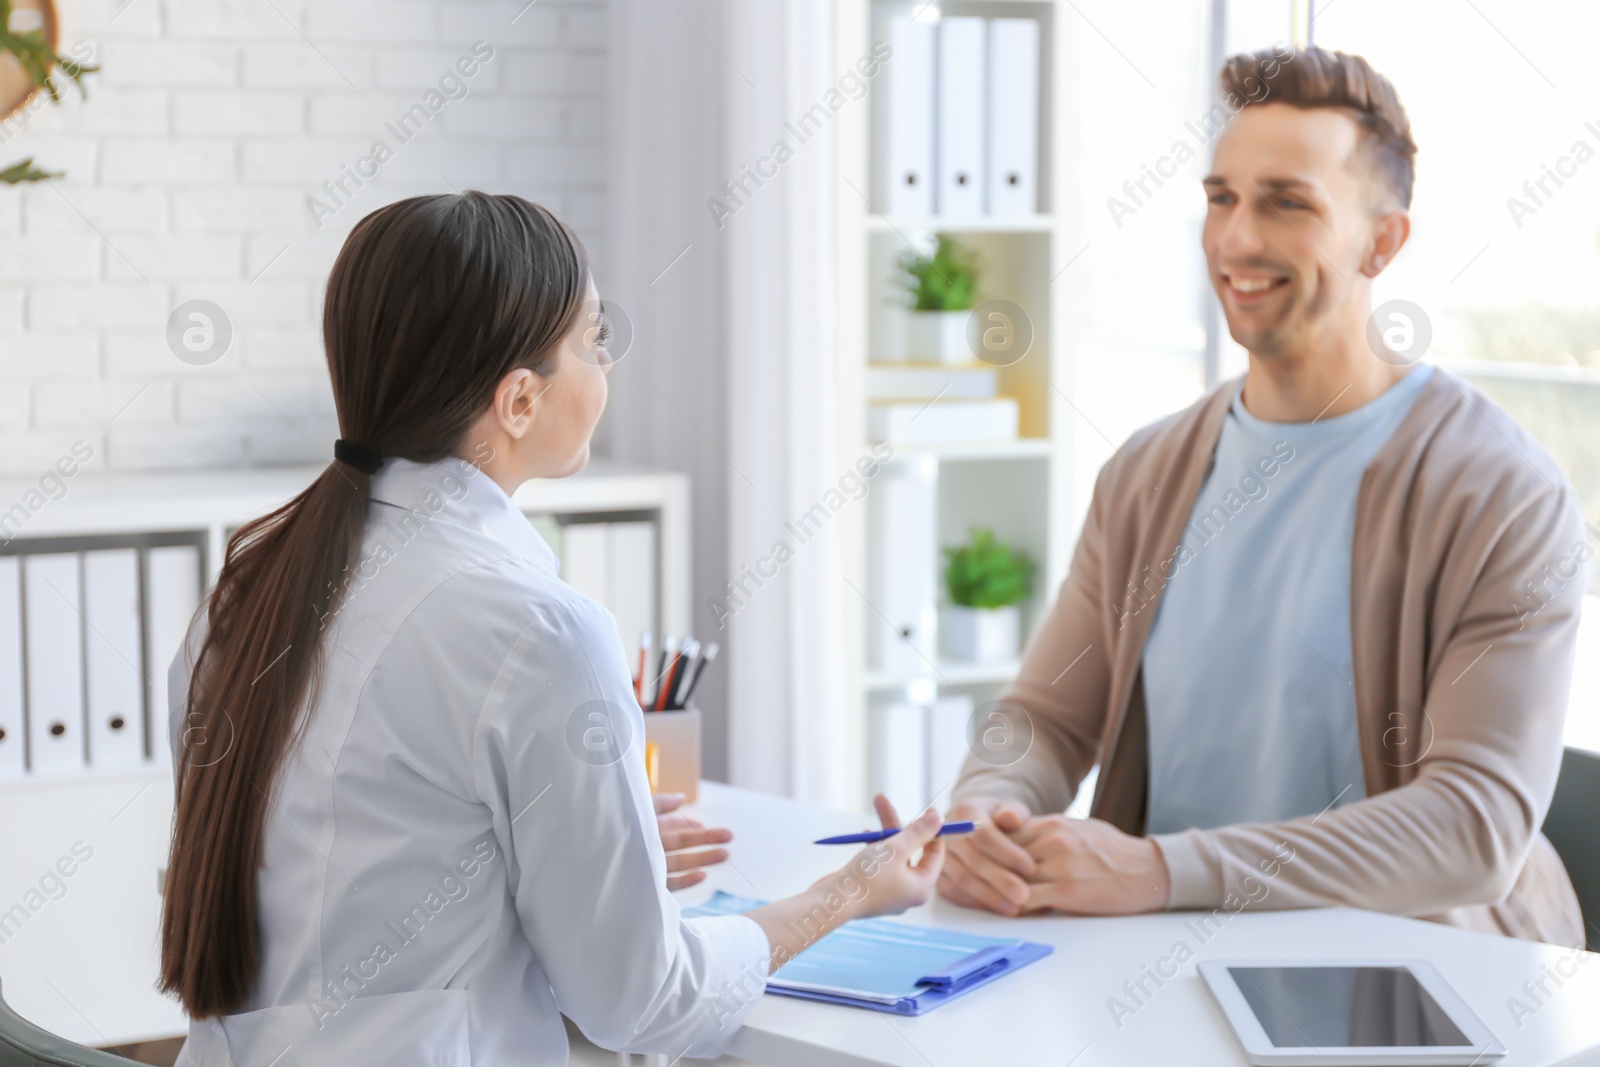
top-left (865, 213), bottom-right (1055, 233)
top-left (835, 0), bottom-right (1082, 812)
top-left (0, 460), bottom-right (689, 1047)
top-left (864, 658), bottom-right (1024, 691)
top-left (887, 437), bottom-right (1054, 461)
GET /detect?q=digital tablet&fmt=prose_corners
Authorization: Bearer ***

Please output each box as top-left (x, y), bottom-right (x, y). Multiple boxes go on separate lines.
top-left (1199, 960), bottom-right (1506, 1066)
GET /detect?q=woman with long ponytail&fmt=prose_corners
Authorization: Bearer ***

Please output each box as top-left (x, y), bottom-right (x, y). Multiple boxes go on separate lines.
top-left (159, 192), bottom-right (944, 1065)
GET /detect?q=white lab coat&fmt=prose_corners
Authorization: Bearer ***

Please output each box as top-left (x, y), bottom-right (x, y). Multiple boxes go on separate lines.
top-left (170, 458), bottom-right (768, 1066)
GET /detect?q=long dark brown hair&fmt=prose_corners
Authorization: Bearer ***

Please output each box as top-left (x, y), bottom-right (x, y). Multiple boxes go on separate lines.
top-left (160, 192), bottom-right (589, 1018)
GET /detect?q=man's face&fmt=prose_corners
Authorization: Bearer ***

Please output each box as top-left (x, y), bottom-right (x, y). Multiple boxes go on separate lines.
top-left (1202, 103), bottom-right (1388, 359)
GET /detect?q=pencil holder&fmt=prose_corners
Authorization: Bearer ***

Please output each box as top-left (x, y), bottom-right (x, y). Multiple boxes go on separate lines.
top-left (642, 705), bottom-right (701, 802)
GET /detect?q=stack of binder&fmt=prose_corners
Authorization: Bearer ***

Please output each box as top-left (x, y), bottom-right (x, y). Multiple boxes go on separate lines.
top-left (0, 543), bottom-right (201, 779)
top-left (686, 890), bottom-right (1051, 1016)
top-left (871, 694), bottom-right (975, 819)
top-left (872, 13), bottom-right (1041, 218)
top-left (555, 517), bottom-right (658, 656)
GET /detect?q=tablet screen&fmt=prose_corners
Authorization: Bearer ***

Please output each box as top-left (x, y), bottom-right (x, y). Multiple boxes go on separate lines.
top-left (1228, 966), bottom-right (1471, 1048)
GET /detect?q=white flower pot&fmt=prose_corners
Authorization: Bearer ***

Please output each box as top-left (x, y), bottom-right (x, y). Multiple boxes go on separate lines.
top-left (906, 309), bottom-right (971, 364)
top-left (942, 604), bottom-right (1020, 663)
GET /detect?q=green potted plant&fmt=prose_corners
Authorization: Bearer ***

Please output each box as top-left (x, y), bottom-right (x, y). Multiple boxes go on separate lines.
top-left (896, 233), bottom-right (980, 364)
top-left (942, 528), bottom-right (1034, 663)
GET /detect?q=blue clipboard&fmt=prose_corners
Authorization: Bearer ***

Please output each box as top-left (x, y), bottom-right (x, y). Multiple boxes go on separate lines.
top-left (684, 890), bottom-right (1053, 1017)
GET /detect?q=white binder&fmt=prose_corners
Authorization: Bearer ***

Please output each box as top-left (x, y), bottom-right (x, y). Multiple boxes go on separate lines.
top-left (871, 699), bottom-right (928, 815)
top-left (926, 694), bottom-right (976, 802)
top-left (0, 557), bottom-right (24, 779)
top-left (986, 18), bottom-right (1040, 216)
top-left (559, 522), bottom-right (610, 605)
top-left (871, 11), bottom-right (936, 218)
top-left (23, 552), bottom-right (85, 774)
top-left (145, 545), bottom-right (202, 764)
top-left (867, 456), bottom-right (938, 673)
top-left (606, 521), bottom-right (657, 655)
top-left (936, 17), bottom-right (987, 217)
top-left (84, 549), bottom-right (146, 769)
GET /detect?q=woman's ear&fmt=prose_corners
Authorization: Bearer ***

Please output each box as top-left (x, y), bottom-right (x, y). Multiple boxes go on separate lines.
top-left (491, 367), bottom-right (547, 439)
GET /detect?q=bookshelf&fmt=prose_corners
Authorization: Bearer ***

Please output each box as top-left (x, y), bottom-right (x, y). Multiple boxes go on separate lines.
top-left (0, 460), bottom-right (689, 1046)
top-left (865, 213), bottom-right (1055, 233)
top-left (835, 0), bottom-right (1081, 811)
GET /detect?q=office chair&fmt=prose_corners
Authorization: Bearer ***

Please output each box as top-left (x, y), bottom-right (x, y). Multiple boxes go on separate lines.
top-left (1542, 746), bottom-right (1600, 952)
top-left (0, 979), bottom-right (137, 1067)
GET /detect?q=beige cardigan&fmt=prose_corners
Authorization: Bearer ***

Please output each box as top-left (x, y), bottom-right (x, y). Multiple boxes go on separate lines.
top-left (953, 369), bottom-right (1586, 946)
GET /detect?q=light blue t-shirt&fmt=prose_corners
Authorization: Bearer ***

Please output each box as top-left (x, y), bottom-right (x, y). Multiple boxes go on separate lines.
top-left (1142, 365), bottom-right (1435, 833)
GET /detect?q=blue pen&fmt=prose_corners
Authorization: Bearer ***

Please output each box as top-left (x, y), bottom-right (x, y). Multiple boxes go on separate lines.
top-left (814, 821), bottom-right (979, 845)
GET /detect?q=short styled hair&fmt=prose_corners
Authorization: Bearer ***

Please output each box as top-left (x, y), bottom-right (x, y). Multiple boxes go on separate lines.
top-left (1222, 46), bottom-right (1417, 209)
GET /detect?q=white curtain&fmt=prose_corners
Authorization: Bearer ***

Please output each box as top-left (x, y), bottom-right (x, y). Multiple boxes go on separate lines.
top-left (721, 2), bottom-right (847, 805)
top-left (607, 1), bottom-right (845, 802)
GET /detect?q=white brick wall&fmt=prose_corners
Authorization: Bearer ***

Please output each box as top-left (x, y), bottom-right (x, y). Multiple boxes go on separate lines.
top-left (0, 0), bottom-right (607, 475)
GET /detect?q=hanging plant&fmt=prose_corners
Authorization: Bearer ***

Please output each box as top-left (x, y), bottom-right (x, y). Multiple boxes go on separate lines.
top-left (0, 0), bottom-right (98, 184)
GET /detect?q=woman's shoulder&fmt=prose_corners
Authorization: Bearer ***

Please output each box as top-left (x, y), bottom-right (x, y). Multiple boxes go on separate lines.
top-left (425, 554), bottom-right (618, 654)
top-left (356, 556), bottom-right (626, 733)
top-left (336, 516), bottom-right (627, 709)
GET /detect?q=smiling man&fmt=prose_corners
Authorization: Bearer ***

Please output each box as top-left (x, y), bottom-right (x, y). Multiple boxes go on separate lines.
top-left (942, 48), bottom-right (1587, 946)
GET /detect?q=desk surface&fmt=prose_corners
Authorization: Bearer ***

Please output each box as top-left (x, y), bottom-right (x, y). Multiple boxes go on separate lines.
top-left (686, 783), bottom-right (1600, 1067)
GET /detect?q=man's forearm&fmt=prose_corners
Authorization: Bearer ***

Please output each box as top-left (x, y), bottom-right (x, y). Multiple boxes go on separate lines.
top-left (1148, 768), bottom-right (1528, 917)
top-left (950, 683), bottom-right (1098, 817)
top-left (950, 759), bottom-right (1046, 813)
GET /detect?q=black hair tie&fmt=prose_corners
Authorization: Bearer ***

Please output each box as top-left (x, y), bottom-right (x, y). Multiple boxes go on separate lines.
top-left (333, 439), bottom-right (384, 475)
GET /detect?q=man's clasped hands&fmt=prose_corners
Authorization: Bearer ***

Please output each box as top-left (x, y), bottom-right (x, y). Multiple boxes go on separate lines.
top-left (932, 796), bottom-right (1172, 917)
top-left (655, 788), bottom-right (1176, 918)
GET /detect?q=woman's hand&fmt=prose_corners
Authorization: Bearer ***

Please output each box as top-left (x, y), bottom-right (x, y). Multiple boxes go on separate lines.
top-left (826, 795), bottom-right (946, 919)
top-left (654, 793), bottom-right (732, 891)
top-left (748, 794), bottom-right (946, 972)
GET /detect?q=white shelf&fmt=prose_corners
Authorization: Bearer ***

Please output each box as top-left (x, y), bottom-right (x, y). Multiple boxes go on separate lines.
top-left (838, 0), bottom-right (1073, 811)
top-left (864, 659), bottom-right (1022, 690)
top-left (866, 213), bottom-right (1054, 233)
top-left (0, 458), bottom-right (680, 539)
top-left (0, 458), bottom-right (694, 1048)
top-left (878, 437), bottom-right (1053, 461)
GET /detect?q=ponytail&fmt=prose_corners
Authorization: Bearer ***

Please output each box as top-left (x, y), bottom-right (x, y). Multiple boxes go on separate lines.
top-left (159, 463), bottom-right (370, 1016)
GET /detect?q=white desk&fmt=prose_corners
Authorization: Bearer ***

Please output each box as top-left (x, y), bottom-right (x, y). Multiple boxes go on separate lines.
top-left (675, 783), bottom-right (1600, 1067)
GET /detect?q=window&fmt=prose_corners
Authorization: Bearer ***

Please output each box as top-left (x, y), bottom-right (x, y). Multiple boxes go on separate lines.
top-left (1065, 0), bottom-right (1214, 526)
top-left (1066, 0), bottom-right (1598, 752)
top-left (1312, 0), bottom-right (1600, 752)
